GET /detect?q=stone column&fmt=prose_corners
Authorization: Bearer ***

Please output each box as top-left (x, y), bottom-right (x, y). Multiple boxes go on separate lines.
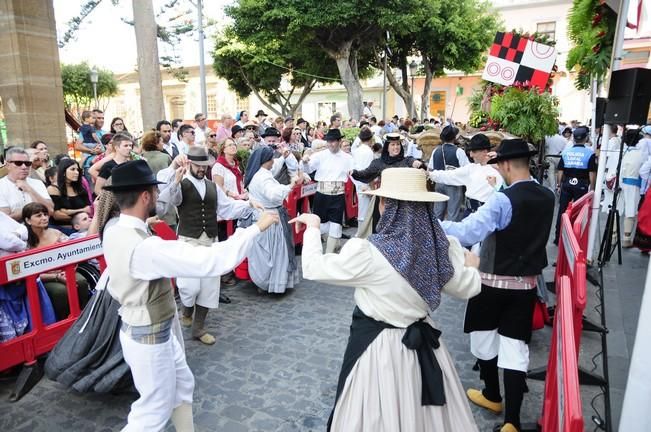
top-left (0, 0), bottom-right (67, 154)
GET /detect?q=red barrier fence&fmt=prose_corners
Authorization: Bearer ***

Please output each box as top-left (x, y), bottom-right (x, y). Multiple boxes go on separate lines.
top-left (541, 275), bottom-right (584, 432)
top-left (285, 181), bottom-right (316, 246)
top-left (344, 178), bottom-right (358, 220)
top-left (0, 236), bottom-right (105, 400)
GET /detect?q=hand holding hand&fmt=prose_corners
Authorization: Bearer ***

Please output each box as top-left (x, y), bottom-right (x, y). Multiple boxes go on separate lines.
top-left (173, 154), bottom-right (188, 169)
top-left (174, 165), bottom-right (186, 184)
top-left (464, 250), bottom-right (480, 269)
top-left (256, 211), bottom-right (280, 232)
top-left (288, 213), bottom-right (321, 233)
top-left (486, 175), bottom-right (497, 187)
top-left (249, 199), bottom-right (265, 211)
top-left (412, 160), bottom-right (423, 169)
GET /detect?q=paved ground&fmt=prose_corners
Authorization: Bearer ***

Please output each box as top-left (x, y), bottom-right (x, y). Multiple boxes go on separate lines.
top-left (0, 224), bottom-right (647, 431)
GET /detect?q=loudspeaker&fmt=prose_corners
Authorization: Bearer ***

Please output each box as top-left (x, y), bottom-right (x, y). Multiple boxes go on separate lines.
top-left (595, 97), bottom-right (607, 128)
top-left (604, 68), bottom-right (651, 124)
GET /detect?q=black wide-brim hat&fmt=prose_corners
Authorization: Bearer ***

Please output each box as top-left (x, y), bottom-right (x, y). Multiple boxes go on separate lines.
top-left (261, 127), bottom-right (281, 138)
top-left (103, 159), bottom-right (164, 190)
top-left (487, 138), bottom-right (537, 164)
top-left (324, 128), bottom-right (343, 141)
top-left (466, 133), bottom-right (492, 151)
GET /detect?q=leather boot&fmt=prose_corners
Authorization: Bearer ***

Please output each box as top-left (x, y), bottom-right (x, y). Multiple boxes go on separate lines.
top-left (171, 403), bottom-right (194, 432)
top-left (325, 236), bottom-right (338, 254)
top-left (181, 305), bottom-right (193, 327)
top-left (191, 305), bottom-right (215, 345)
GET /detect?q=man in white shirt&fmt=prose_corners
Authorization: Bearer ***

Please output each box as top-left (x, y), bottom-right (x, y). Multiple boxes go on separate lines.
top-left (157, 148), bottom-right (263, 345)
top-left (544, 132), bottom-right (568, 191)
top-left (0, 210), bottom-right (27, 257)
top-left (0, 147), bottom-right (54, 221)
top-left (259, 127), bottom-right (300, 182)
top-left (301, 128), bottom-right (354, 253)
top-left (103, 159), bottom-right (278, 431)
top-left (177, 124), bottom-right (195, 155)
top-left (193, 113), bottom-right (208, 147)
top-left (351, 128), bottom-right (375, 231)
top-left (363, 101), bottom-right (374, 118)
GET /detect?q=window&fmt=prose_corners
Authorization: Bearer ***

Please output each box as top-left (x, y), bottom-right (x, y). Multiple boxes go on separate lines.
top-left (536, 21), bottom-right (556, 41)
top-left (429, 91), bottom-right (446, 118)
top-left (206, 95), bottom-right (217, 117)
top-left (236, 97), bottom-right (248, 112)
top-left (317, 102), bottom-right (336, 122)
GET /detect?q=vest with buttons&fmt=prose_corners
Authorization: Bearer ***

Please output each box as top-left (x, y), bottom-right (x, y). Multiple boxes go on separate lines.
top-left (479, 181), bottom-right (555, 276)
top-left (432, 143), bottom-right (461, 170)
top-left (177, 178), bottom-right (219, 238)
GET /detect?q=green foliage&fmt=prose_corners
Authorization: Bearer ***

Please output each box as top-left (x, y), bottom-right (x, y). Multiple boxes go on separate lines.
top-left (236, 148), bottom-right (250, 171)
top-left (340, 128), bottom-right (361, 142)
top-left (566, 0), bottom-right (616, 89)
top-left (489, 87), bottom-right (559, 143)
top-left (61, 62), bottom-right (118, 111)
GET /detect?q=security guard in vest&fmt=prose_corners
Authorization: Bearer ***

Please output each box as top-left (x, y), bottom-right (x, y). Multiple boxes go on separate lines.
top-left (553, 126), bottom-right (597, 244)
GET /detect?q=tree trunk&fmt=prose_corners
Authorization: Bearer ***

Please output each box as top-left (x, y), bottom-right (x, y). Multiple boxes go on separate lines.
top-left (132, 0), bottom-right (164, 130)
top-left (381, 56), bottom-right (417, 119)
top-left (420, 60), bottom-right (433, 120)
top-left (333, 42), bottom-right (364, 120)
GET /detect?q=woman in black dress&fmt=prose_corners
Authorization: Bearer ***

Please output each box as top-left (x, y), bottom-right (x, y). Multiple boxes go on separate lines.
top-left (47, 158), bottom-right (92, 231)
top-left (352, 133), bottom-right (425, 235)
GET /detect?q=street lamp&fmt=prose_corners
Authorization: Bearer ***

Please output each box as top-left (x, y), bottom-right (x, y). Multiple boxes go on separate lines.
top-left (89, 66), bottom-right (99, 109)
top-left (409, 60), bottom-right (418, 118)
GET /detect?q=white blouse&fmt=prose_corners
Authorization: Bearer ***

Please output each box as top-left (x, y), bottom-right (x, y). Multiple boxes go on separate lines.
top-left (429, 163), bottom-right (503, 203)
top-left (301, 227), bottom-right (481, 328)
top-left (247, 168), bottom-right (292, 209)
top-left (212, 162), bottom-right (240, 195)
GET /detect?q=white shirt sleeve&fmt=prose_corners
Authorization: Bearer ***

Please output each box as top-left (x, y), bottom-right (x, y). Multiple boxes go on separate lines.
top-left (28, 179), bottom-right (52, 202)
top-left (429, 164), bottom-right (472, 187)
top-left (457, 148), bottom-right (470, 167)
top-left (215, 185), bottom-right (254, 220)
top-left (261, 176), bottom-right (292, 203)
top-left (301, 227), bottom-right (374, 285)
top-left (441, 236), bottom-right (481, 299)
top-left (130, 224), bottom-right (261, 280)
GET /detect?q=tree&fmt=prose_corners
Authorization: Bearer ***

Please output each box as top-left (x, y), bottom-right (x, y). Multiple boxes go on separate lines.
top-left (61, 62), bottom-right (118, 115)
top-left (377, 0), bottom-right (499, 120)
top-left (225, 0), bottom-right (410, 120)
top-left (212, 26), bottom-right (339, 118)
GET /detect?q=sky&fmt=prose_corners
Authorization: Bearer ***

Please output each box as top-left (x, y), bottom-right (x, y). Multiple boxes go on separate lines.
top-left (53, 0), bottom-right (232, 73)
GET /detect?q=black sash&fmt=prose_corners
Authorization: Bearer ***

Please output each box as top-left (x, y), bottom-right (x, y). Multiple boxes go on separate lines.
top-left (327, 307), bottom-right (446, 431)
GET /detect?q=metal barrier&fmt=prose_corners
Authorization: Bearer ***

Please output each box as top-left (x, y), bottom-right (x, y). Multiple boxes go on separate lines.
top-left (540, 275), bottom-right (584, 432)
top-left (0, 235), bottom-right (105, 401)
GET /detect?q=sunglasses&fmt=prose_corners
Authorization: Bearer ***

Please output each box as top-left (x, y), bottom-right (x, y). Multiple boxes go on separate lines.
top-left (10, 160), bottom-right (33, 167)
top-left (113, 122), bottom-right (124, 127)
top-left (245, 127), bottom-right (257, 131)
top-left (185, 130), bottom-right (195, 135)
top-left (208, 134), bottom-right (217, 138)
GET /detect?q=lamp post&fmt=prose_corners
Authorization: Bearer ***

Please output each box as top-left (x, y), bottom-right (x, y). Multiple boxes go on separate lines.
top-left (89, 66), bottom-right (99, 109)
top-left (409, 60), bottom-right (418, 119)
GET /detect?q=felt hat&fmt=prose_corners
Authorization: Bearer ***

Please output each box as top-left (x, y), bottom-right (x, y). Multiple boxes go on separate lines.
top-left (103, 160), bottom-right (164, 191)
top-left (324, 128), bottom-right (343, 141)
top-left (186, 146), bottom-right (215, 166)
top-left (487, 139), bottom-right (537, 164)
top-left (440, 124), bottom-right (459, 142)
top-left (261, 127), bottom-right (281, 138)
top-left (231, 124), bottom-right (244, 135)
top-left (297, 118), bottom-right (307, 125)
top-left (363, 168), bottom-right (448, 202)
top-left (466, 133), bottom-right (492, 151)
top-left (255, 110), bottom-right (268, 117)
top-left (358, 128), bottom-right (374, 142)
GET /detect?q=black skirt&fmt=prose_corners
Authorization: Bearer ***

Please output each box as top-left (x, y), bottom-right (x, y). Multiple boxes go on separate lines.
top-left (463, 284), bottom-right (537, 343)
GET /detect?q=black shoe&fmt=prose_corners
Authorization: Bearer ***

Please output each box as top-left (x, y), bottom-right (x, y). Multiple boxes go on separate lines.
top-left (219, 294), bottom-right (231, 304)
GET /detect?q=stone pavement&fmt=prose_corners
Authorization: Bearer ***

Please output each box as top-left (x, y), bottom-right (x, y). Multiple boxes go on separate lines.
top-left (0, 228), bottom-right (647, 431)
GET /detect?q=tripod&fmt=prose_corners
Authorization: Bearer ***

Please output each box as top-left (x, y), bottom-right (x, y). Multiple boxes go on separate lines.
top-left (597, 136), bottom-right (625, 266)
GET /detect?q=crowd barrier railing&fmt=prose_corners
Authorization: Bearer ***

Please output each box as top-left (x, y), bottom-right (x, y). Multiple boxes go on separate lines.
top-left (540, 275), bottom-right (584, 432)
top-left (285, 181), bottom-right (316, 246)
top-left (0, 235), bottom-right (105, 401)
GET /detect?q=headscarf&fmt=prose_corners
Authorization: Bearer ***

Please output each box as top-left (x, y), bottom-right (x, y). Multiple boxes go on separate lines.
top-left (381, 138), bottom-right (405, 165)
top-left (369, 198), bottom-right (454, 311)
top-left (244, 146), bottom-right (274, 188)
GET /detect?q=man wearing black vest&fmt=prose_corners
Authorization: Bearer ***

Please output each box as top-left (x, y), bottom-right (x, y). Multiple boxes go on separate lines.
top-left (441, 139), bottom-right (555, 432)
top-left (157, 147), bottom-right (261, 345)
top-left (427, 124), bottom-right (470, 221)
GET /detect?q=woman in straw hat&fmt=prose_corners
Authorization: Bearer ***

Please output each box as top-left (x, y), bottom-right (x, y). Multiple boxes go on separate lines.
top-left (291, 168), bottom-right (481, 431)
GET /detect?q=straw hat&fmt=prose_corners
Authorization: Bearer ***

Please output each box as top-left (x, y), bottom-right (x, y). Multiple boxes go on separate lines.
top-left (363, 168), bottom-right (449, 202)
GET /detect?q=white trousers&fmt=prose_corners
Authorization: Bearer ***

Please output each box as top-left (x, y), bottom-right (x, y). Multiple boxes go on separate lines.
top-left (176, 233), bottom-right (221, 309)
top-left (470, 330), bottom-right (530, 373)
top-left (120, 331), bottom-right (194, 431)
top-left (320, 222), bottom-right (342, 238)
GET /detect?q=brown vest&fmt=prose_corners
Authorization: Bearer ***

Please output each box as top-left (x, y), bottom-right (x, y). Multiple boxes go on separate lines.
top-left (177, 178), bottom-right (219, 238)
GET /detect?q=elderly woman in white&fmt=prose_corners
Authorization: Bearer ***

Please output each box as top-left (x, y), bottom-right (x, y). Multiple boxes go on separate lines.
top-left (244, 146), bottom-right (301, 293)
top-left (291, 167), bottom-right (481, 432)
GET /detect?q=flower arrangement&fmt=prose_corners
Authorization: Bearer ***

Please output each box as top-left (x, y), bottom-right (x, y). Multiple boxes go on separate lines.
top-left (566, 0), bottom-right (617, 90)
